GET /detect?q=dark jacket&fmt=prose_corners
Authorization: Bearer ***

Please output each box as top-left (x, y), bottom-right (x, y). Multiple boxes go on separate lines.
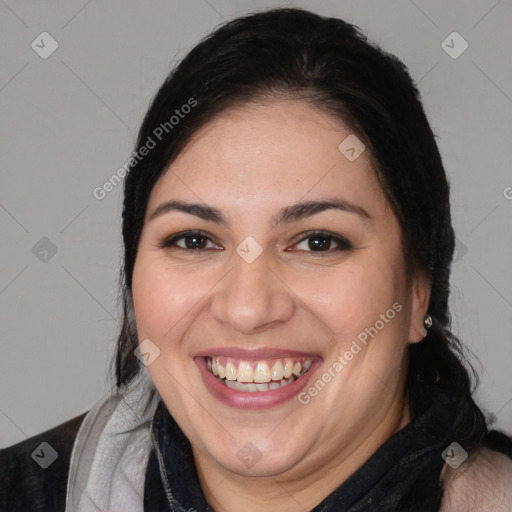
top-left (2, 408), bottom-right (512, 512)
top-left (0, 413), bottom-right (87, 512)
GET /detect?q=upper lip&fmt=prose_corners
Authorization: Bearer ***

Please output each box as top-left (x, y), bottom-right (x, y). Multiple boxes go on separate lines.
top-left (193, 347), bottom-right (321, 361)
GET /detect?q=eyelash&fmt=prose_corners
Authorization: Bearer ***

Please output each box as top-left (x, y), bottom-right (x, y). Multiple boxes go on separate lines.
top-left (158, 230), bottom-right (352, 253)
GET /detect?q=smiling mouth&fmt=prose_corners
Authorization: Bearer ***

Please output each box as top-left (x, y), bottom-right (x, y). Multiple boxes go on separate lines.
top-left (205, 356), bottom-right (313, 392)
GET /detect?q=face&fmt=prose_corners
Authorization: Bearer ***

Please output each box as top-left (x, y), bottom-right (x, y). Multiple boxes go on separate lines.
top-left (132, 99), bottom-right (430, 488)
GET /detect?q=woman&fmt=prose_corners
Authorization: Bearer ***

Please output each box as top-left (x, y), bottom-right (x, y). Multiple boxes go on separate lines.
top-left (1, 7), bottom-right (511, 512)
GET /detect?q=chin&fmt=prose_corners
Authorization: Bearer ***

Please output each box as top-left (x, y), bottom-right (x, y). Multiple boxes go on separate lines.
top-left (197, 427), bottom-right (310, 478)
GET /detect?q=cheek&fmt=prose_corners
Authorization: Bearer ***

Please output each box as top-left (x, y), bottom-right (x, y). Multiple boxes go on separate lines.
top-left (297, 263), bottom-right (410, 401)
top-left (293, 255), bottom-right (408, 340)
top-left (132, 257), bottom-right (205, 341)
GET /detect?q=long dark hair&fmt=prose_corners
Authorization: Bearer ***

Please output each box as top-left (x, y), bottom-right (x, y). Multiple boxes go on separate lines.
top-left (111, 7), bottom-right (486, 450)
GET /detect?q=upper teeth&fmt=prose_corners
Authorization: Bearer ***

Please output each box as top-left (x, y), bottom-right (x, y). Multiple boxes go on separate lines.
top-left (208, 357), bottom-right (312, 383)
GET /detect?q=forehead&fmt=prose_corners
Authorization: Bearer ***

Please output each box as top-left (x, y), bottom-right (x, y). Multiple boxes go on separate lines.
top-left (147, 99), bottom-right (390, 220)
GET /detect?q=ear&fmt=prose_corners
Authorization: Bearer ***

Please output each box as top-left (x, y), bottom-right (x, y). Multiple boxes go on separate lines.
top-left (407, 271), bottom-right (431, 344)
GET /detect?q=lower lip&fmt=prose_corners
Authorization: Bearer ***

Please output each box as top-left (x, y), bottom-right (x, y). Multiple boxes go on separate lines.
top-left (195, 358), bottom-right (319, 410)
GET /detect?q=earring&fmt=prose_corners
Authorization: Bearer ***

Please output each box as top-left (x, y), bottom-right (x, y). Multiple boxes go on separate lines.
top-left (424, 314), bottom-right (433, 330)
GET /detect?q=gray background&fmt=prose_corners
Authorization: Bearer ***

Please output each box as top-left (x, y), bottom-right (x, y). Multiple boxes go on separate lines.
top-left (1, 0), bottom-right (511, 448)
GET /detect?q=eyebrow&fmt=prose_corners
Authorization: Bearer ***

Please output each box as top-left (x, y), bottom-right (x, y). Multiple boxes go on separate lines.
top-left (148, 200), bottom-right (226, 224)
top-left (275, 199), bottom-right (370, 224)
top-left (148, 198), bottom-right (370, 225)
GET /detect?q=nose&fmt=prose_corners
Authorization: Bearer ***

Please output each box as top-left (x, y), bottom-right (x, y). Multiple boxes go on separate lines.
top-left (210, 251), bottom-right (296, 334)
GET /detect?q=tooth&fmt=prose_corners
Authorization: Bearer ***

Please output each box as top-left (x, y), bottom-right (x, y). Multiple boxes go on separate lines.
top-left (270, 361), bottom-right (284, 380)
top-left (217, 360), bottom-right (225, 379)
top-left (283, 360), bottom-right (293, 378)
top-left (211, 358), bottom-right (218, 376)
top-left (225, 361), bottom-right (237, 381)
top-left (207, 358), bottom-right (212, 372)
top-left (224, 376), bottom-right (297, 392)
top-left (237, 361), bottom-right (254, 383)
top-left (292, 362), bottom-right (302, 377)
top-left (225, 380), bottom-right (242, 391)
top-left (303, 358), bottom-right (312, 370)
top-left (254, 362), bottom-right (271, 383)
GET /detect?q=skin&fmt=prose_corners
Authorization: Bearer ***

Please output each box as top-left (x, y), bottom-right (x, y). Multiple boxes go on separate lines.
top-left (132, 98), bottom-right (431, 511)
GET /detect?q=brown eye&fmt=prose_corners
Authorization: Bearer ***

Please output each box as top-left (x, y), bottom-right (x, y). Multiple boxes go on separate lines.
top-left (307, 235), bottom-right (332, 251)
top-left (294, 232), bottom-right (352, 253)
top-left (160, 231), bottom-right (221, 251)
top-left (182, 234), bottom-right (208, 249)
